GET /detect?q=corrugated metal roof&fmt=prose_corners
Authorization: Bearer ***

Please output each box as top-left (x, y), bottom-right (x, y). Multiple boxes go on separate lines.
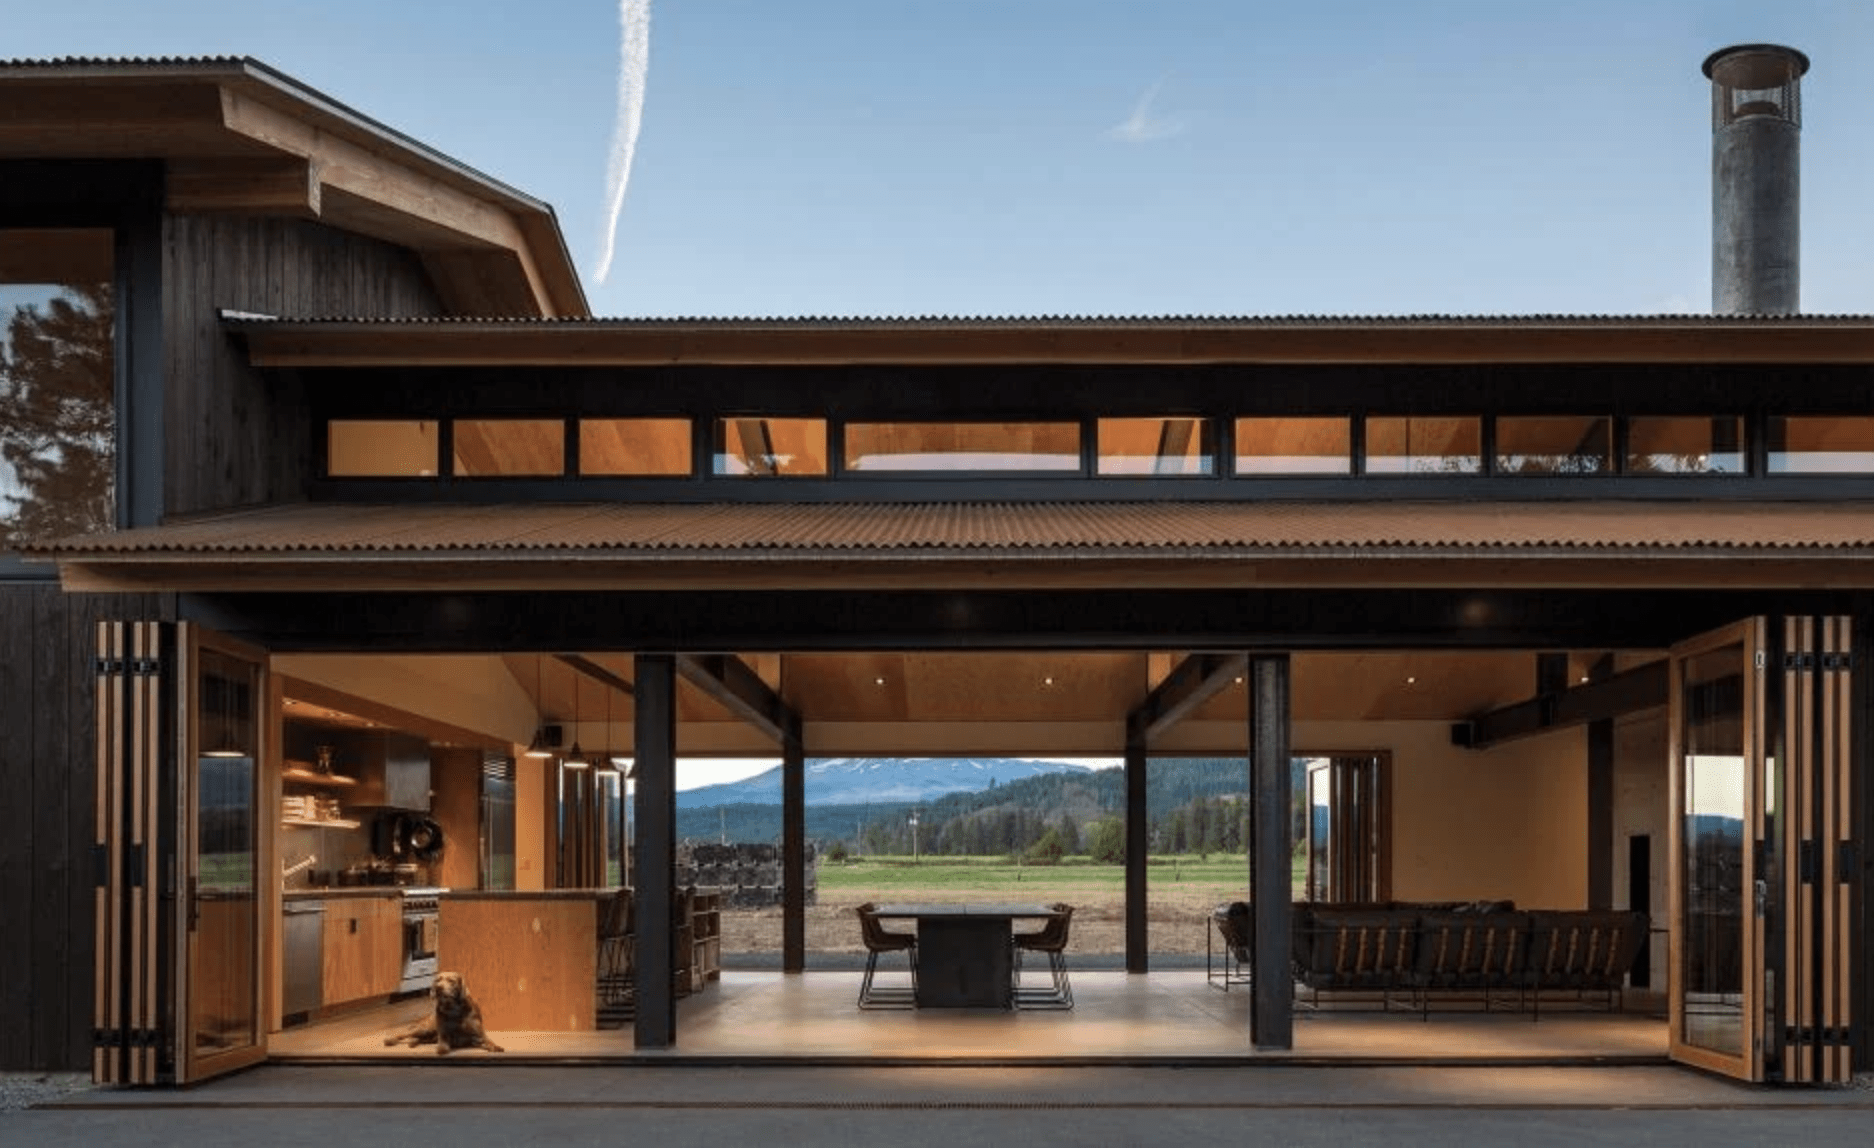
top-left (226, 312), bottom-right (1874, 328)
top-left (31, 500), bottom-right (1874, 560)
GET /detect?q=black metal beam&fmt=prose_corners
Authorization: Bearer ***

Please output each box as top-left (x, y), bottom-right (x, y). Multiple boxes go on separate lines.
top-left (1123, 717), bottom-right (1147, 974)
top-left (782, 711), bottom-right (805, 974)
top-left (1453, 659), bottom-right (1670, 750)
top-left (553, 653), bottom-right (634, 695)
top-left (675, 654), bottom-right (791, 745)
top-left (632, 655), bottom-right (677, 1050)
top-left (187, 588), bottom-right (1849, 656)
top-left (1248, 654), bottom-right (1293, 1051)
top-left (1130, 652), bottom-right (1248, 742)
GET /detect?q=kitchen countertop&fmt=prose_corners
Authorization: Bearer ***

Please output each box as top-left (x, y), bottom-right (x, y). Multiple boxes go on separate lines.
top-left (441, 888), bottom-right (623, 900)
top-left (284, 887), bottom-right (411, 900)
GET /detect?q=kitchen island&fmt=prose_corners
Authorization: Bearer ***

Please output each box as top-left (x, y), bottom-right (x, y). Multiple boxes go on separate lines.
top-left (437, 890), bottom-right (617, 1033)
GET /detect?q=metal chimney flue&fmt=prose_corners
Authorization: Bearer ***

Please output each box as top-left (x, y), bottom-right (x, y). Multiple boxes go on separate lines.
top-left (1704, 44), bottom-right (1809, 315)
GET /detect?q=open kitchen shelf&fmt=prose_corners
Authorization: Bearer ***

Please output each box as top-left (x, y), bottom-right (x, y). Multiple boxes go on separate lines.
top-left (281, 816), bottom-right (362, 829)
top-left (282, 765), bottom-right (358, 787)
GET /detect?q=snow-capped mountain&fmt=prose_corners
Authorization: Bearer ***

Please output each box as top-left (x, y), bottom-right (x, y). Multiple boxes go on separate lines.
top-left (674, 757), bottom-right (1095, 809)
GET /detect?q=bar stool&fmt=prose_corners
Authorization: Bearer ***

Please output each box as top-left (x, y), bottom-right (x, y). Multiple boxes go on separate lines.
top-left (597, 888), bottom-right (635, 1011)
top-left (855, 902), bottom-right (917, 1009)
top-left (1013, 903), bottom-right (1074, 1010)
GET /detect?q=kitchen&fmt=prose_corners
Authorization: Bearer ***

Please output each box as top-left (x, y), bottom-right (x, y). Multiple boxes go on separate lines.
top-left (269, 655), bottom-right (575, 1044)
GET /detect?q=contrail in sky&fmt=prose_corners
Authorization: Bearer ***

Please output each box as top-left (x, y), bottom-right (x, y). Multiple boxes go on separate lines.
top-left (594, 0), bottom-right (651, 285)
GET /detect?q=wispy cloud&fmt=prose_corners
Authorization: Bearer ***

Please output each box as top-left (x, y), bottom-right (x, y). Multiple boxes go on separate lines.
top-left (594, 0), bottom-right (653, 286)
top-left (1105, 79), bottom-right (1185, 144)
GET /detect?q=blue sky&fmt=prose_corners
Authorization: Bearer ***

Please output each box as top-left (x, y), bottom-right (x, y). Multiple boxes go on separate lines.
top-left (8, 1), bottom-right (1874, 317)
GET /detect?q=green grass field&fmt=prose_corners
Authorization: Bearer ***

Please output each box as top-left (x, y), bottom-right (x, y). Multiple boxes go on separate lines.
top-left (816, 855), bottom-right (1298, 897)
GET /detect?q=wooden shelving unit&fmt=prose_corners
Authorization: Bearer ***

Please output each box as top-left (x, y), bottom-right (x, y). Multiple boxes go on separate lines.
top-left (684, 888), bottom-right (722, 994)
top-left (282, 761), bottom-right (361, 829)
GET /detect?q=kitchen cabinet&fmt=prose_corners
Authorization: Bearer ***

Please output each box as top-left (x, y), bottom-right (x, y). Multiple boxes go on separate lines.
top-left (350, 731), bottom-right (432, 812)
top-left (320, 894), bottom-right (402, 1005)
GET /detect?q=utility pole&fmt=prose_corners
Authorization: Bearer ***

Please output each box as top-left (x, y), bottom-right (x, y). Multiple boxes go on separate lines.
top-left (909, 810), bottom-right (920, 865)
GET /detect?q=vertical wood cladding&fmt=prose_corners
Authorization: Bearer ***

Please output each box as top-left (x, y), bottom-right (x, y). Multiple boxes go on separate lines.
top-left (0, 586), bottom-right (167, 1070)
top-left (162, 215), bottom-right (442, 516)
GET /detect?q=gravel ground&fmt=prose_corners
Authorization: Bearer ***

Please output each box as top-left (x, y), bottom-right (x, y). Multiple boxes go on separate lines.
top-left (0, 1072), bottom-right (93, 1112)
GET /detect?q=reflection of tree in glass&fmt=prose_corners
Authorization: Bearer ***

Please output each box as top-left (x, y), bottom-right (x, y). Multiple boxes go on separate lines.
top-left (0, 282), bottom-right (114, 547)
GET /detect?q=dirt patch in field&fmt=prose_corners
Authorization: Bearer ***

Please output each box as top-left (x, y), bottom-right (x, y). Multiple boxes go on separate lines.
top-left (720, 885), bottom-right (1235, 956)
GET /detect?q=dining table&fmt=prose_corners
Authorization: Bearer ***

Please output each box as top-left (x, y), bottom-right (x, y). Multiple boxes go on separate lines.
top-left (870, 902), bottom-right (1059, 1008)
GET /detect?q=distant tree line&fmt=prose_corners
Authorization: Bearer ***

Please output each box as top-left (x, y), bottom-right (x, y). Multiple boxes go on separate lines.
top-left (676, 759), bottom-right (1305, 864)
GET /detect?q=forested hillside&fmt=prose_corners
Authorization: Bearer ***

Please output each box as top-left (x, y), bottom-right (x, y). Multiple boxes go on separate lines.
top-left (675, 757), bottom-right (1301, 859)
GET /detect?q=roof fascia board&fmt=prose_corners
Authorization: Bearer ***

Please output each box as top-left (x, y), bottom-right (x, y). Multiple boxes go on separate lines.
top-left (49, 554), bottom-right (1874, 595)
top-left (234, 320), bottom-right (1874, 368)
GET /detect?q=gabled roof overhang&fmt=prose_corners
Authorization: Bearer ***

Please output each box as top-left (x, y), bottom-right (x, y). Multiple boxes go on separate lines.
top-left (225, 313), bottom-right (1874, 368)
top-left (0, 57), bottom-right (587, 318)
top-left (29, 500), bottom-right (1874, 594)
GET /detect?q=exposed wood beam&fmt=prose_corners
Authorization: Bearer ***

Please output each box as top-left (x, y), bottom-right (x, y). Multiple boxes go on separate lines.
top-left (166, 156), bottom-right (320, 216)
top-left (1130, 652), bottom-right (1248, 742)
top-left (1452, 659), bottom-right (1668, 749)
top-left (553, 653), bottom-right (634, 696)
top-left (675, 653), bottom-right (797, 745)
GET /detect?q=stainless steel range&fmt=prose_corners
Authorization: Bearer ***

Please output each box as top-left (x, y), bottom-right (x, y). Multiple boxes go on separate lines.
top-left (399, 887), bottom-right (443, 994)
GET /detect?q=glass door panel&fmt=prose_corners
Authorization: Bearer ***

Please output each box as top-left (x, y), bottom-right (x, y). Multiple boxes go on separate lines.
top-left (1669, 620), bottom-right (1764, 1080)
top-left (180, 629), bottom-right (269, 1081)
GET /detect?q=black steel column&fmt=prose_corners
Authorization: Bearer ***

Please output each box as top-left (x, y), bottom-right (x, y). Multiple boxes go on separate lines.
top-left (632, 654), bottom-right (677, 1049)
top-left (782, 711), bottom-right (805, 974)
top-left (1249, 654), bottom-right (1293, 1050)
top-left (1587, 654), bottom-right (1615, 910)
top-left (1124, 715), bottom-right (1148, 973)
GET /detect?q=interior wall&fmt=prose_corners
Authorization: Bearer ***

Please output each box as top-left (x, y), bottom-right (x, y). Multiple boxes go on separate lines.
top-left (1297, 720), bottom-right (1589, 910)
top-left (515, 753), bottom-right (547, 891)
top-left (1612, 707), bottom-right (1670, 987)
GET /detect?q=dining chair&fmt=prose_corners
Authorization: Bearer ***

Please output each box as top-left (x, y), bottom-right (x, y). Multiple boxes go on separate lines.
top-left (1013, 903), bottom-right (1074, 1010)
top-left (855, 902), bottom-right (918, 1009)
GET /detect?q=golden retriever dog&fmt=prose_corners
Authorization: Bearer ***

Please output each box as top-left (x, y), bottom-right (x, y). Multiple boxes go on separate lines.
top-left (383, 971), bottom-right (504, 1054)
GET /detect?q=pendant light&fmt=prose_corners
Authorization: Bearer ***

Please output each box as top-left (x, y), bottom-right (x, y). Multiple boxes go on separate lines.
top-left (562, 658), bottom-right (589, 770)
top-left (524, 655), bottom-right (554, 759)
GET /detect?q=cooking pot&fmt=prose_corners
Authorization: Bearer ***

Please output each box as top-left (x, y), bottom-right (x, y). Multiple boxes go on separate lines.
top-left (404, 817), bottom-right (445, 862)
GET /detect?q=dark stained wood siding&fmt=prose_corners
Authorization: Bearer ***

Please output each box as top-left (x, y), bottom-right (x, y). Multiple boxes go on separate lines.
top-left (0, 586), bottom-right (167, 1071)
top-left (162, 215), bottom-right (443, 516)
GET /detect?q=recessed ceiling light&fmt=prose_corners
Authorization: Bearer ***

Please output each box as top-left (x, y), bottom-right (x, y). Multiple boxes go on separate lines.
top-left (1579, 674), bottom-right (1590, 683)
top-left (1043, 676), bottom-right (1055, 686)
top-left (1405, 676), bottom-right (1417, 685)
top-left (874, 676), bottom-right (886, 686)
top-left (1234, 676), bottom-right (1244, 684)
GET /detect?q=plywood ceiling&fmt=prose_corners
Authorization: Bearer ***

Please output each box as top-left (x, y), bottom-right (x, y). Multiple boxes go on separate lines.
top-left (495, 648), bottom-right (1652, 735)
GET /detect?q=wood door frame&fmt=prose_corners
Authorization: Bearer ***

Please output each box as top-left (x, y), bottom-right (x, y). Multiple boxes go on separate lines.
top-left (1666, 617), bottom-right (1766, 1081)
top-left (174, 622), bottom-right (272, 1083)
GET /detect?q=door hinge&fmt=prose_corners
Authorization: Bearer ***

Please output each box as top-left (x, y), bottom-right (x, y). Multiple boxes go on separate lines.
top-left (1783, 652), bottom-right (1815, 672)
top-left (94, 657), bottom-right (125, 676)
top-left (1799, 840), bottom-right (1821, 884)
top-left (1822, 651), bottom-right (1855, 672)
